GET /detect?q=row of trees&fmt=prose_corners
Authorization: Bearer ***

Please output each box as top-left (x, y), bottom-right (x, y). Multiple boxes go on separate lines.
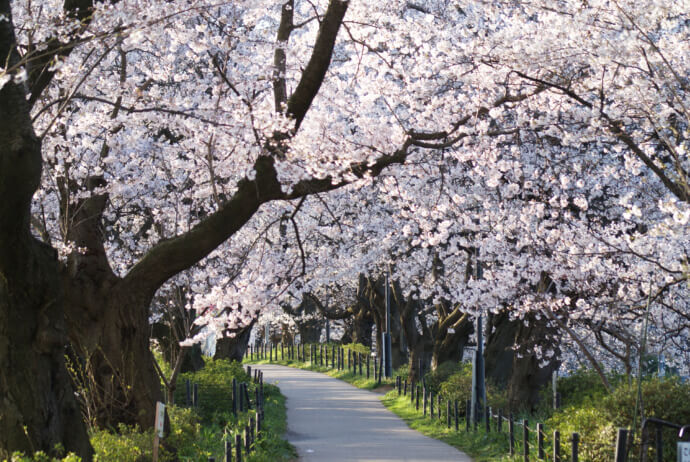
top-left (1, 0), bottom-right (687, 459)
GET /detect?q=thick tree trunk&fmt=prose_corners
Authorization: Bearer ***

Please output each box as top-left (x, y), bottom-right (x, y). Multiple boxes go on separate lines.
top-left (350, 308), bottom-right (374, 347)
top-left (214, 323), bottom-right (254, 362)
top-left (431, 315), bottom-right (473, 370)
top-left (485, 311), bottom-right (560, 411)
top-left (0, 240), bottom-right (93, 460)
top-left (484, 311), bottom-right (517, 388)
top-left (0, 4), bottom-right (92, 456)
top-left (296, 318), bottom-right (323, 343)
top-left (64, 278), bottom-right (163, 430)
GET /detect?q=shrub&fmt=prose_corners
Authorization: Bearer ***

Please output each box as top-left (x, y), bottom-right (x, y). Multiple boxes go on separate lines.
top-left (546, 375), bottom-right (690, 461)
top-left (436, 362), bottom-right (507, 415)
top-left (6, 452), bottom-right (81, 462)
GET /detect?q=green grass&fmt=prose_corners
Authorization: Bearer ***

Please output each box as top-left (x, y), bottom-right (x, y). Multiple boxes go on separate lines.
top-left (382, 392), bottom-right (529, 462)
top-left (246, 351), bottom-right (532, 462)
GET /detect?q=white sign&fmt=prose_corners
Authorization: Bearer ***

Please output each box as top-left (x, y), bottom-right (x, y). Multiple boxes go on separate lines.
top-left (155, 402), bottom-right (166, 438)
top-left (448, 328), bottom-right (456, 334)
top-left (678, 442), bottom-right (690, 462)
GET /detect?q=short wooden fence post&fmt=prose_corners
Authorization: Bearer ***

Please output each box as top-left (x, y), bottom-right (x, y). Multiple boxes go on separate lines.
top-left (235, 433), bottom-right (242, 462)
top-left (498, 408), bottom-right (503, 433)
top-left (614, 428), bottom-right (628, 462)
top-left (466, 400), bottom-right (471, 432)
top-left (485, 407), bottom-right (490, 433)
top-left (523, 419), bottom-right (529, 462)
top-left (571, 432), bottom-right (579, 462)
top-left (655, 426), bottom-right (662, 462)
top-left (553, 429), bottom-right (560, 462)
top-left (454, 400), bottom-right (459, 431)
top-left (537, 423), bottom-right (544, 459)
top-left (447, 400), bottom-right (451, 428)
top-left (224, 436), bottom-right (231, 462)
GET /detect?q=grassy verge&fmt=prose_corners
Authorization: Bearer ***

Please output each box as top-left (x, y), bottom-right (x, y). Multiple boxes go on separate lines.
top-left (246, 351), bottom-right (525, 461)
top-left (6, 359), bottom-right (296, 462)
top-left (382, 392), bottom-right (524, 462)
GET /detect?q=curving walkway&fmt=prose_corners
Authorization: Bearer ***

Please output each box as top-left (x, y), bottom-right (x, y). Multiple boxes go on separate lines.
top-left (259, 364), bottom-right (472, 462)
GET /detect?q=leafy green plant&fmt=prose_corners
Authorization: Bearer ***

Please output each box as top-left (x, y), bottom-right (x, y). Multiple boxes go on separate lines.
top-left (5, 452), bottom-right (81, 462)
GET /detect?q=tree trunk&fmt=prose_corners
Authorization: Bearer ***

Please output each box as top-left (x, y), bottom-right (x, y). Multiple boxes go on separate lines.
top-left (485, 311), bottom-right (560, 411)
top-left (431, 315), bottom-right (473, 370)
top-left (214, 322), bottom-right (254, 362)
top-left (64, 278), bottom-right (163, 430)
top-left (484, 311), bottom-right (517, 388)
top-left (350, 308), bottom-right (374, 347)
top-left (0, 5), bottom-right (92, 456)
top-left (506, 316), bottom-right (560, 411)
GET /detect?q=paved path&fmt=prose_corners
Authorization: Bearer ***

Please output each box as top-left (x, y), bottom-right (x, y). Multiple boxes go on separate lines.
top-left (259, 364), bottom-right (472, 462)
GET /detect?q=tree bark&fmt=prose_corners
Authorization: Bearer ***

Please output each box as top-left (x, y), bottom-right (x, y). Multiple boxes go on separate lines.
top-left (485, 311), bottom-right (561, 411)
top-left (431, 311), bottom-right (472, 370)
top-left (214, 322), bottom-right (255, 362)
top-left (0, 3), bottom-right (92, 457)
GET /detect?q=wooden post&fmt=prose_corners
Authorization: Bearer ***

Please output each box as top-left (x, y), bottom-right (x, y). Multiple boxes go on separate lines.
top-left (250, 417), bottom-right (255, 449)
top-left (235, 433), bottom-right (242, 462)
top-left (244, 382), bottom-right (252, 409)
top-left (537, 423), bottom-right (544, 459)
top-left (404, 379), bottom-right (408, 396)
top-left (523, 419), bottom-right (529, 462)
top-left (614, 428), bottom-right (628, 462)
top-left (239, 383), bottom-right (245, 412)
top-left (244, 426), bottom-right (251, 453)
top-left (193, 383), bottom-right (198, 408)
top-left (655, 426), bottom-right (662, 462)
top-left (423, 388), bottom-right (428, 416)
top-left (509, 413), bottom-right (515, 456)
top-left (553, 430), bottom-right (560, 462)
top-left (447, 400), bottom-right (451, 428)
top-left (415, 385), bottom-right (420, 411)
top-left (466, 400), bottom-right (471, 432)
top-left (553, 430), bottom-right (561, 462)
top-left (366, 354), bottom-right (370, 378)
top-left (224, 437), bottom-right (231, 462)
top-left (498, 408), bottom-right (503, 433)
top-left (485, 406), bottom-right (490, 433)
top-left (430, 391), bottom-right (434, 418)
top-left (185, 379), bottom-right (191, 406)
top-left (454, 400), bottom-right (459, 431)
top-left (571, 432), bottom-right (579, 462)
top-left (152, 402), bottom-right (165, 462)
top-left (438, 395), bottom-right (443, 421)
top-left (359, 353), bottom-right (363, 375)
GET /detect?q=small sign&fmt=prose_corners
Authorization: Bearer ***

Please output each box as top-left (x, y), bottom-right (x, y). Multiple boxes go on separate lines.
top-left (155, 402), bottom-right (165, 438)
top-left (448, 328), bottom-right (456, 334)
top-left (679, 442), bottom-right (690, 462)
